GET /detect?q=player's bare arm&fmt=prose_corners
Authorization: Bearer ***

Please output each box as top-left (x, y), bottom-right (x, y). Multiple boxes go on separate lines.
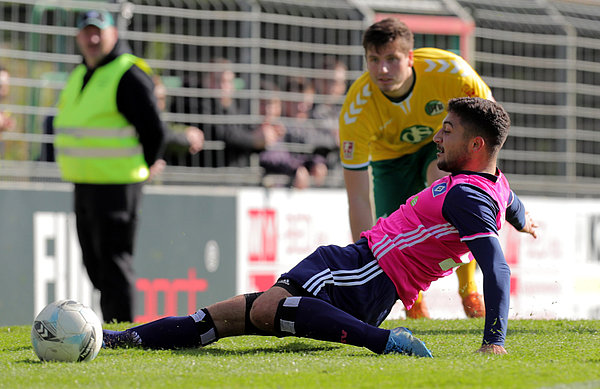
top-left (343, 169), bottom-right (374, 241)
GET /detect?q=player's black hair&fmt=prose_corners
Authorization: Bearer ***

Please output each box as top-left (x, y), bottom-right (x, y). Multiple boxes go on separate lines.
top-left (362, 18), bottom-right (414, 54)
top-left (447, 97), bottom-right (511, 154)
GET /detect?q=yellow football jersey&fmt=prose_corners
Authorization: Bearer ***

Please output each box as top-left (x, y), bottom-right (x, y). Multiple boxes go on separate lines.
top-left (339, 47), bottom-right (493, 169)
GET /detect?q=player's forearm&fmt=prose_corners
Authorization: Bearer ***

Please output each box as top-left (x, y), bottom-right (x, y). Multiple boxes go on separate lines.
top-left (466, 237), bottom-right (511, 346)
top-left (343, 169), bottom-right (373, 241)
top-left (506, 191), bottom-right (526, 231)
top-left (481, 263), bottom-right (510, 346)
top-left (349, 204), bottom-right (374, 242)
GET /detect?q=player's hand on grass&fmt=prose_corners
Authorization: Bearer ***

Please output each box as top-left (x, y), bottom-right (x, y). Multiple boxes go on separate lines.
top-left (476, 344), bottom-right (507, 355)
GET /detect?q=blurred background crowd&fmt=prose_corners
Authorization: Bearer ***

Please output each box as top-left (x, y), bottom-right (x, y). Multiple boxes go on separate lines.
top-left (1, 0), bottom-right (599, 196)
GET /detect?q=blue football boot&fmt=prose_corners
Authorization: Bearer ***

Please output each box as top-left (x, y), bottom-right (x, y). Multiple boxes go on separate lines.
top-left (383, 327), bottom-right (433, 357)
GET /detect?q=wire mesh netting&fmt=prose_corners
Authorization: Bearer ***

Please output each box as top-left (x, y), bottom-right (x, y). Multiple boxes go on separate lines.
top-left (0, 0), bottom-right (599, 195)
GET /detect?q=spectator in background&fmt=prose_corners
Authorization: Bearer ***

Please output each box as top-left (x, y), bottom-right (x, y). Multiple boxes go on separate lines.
top-left (153, 75), bottom-right (204, 159)
top-left (260, 77), bottom-right (328, 188)
top-left (284, 77), bottom-right (329, 187)
top-left (52, 10), bottom-right (166, 323)
top-left (0, 65), bottom-right (15, 133)
top-left (176, 58), bottom-right (278, 168)
top-left (255, 80), bottom-right (288, 185)
top-left (39, 75), bottom-right (203, 164)
top-left (311, 57), bottom-right (347, 166)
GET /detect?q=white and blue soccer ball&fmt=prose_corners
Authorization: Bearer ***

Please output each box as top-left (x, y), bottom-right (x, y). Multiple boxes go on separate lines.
top-left (31, 299), bottom-right (103, 362)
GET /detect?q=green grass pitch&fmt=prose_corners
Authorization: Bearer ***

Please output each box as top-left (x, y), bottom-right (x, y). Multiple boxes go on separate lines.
top-left (2, 319), bottom-right (599, 388)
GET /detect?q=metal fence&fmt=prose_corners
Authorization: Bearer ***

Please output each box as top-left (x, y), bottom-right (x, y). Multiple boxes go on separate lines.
top-left (1, 0), bottom-right (599, 196)
top-left (455, 0), bottom-right (600, 197)
top-left (0, 0), bottom-right (370, 186)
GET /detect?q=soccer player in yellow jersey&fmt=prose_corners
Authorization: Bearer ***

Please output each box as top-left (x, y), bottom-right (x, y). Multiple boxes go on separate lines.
top-left (339, 18), bottom-right (493, 319)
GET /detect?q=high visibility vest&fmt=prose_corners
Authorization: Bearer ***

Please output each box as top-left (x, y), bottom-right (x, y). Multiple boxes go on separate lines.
top-left (54, 53), bottom-right (151, 184)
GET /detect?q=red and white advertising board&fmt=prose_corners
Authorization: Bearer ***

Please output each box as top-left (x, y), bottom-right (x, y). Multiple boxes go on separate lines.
top-left (237, 189), bottom-right (600, 320)
top-left (236, 188), bottom-right (353, 294)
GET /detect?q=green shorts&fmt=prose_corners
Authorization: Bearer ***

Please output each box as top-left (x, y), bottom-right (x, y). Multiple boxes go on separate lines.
top-left (370, 142), bottom-right (438, 218)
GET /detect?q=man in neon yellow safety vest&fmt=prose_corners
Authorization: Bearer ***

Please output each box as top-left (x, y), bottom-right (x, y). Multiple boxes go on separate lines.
top-left (54, 10), bottom-right (166, 323)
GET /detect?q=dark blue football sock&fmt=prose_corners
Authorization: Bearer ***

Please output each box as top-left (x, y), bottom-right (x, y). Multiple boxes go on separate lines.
top-left (274, 296), bottom-right (390, 354)
top-left (128, 309), bottom-right (218, 349)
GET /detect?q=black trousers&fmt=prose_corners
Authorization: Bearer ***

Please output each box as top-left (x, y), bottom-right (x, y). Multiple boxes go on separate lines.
top-left (74, 182), bottom-right (143, 323)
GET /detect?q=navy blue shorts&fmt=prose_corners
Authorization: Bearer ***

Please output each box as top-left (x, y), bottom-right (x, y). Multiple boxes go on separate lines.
top-left (276, 238), bottom-right (398, 327)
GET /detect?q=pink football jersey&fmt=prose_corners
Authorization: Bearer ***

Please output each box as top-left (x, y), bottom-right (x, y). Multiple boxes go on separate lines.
top-left (361, 171), bottom-right (513, 310)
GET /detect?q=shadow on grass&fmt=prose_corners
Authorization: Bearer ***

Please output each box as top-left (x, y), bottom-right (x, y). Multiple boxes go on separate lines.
top-left (416, 328), bottom-right (570, 336)
top-left (415, 322), bottom-right (598, 336)
top-left (3, 345), bottom-right (32, 352)
top-left (171, 341), bottom-right (342, 357)
top-left (507, 327), bottom-right (599, 335)
top-left (15, 359), bottom-right (43, 364)
top-left (15, 345), bottom-right (141, 364)
top-left (417, 328), bottom-right (481, 336)
top-left (5, 345), bottom-right (43, 365)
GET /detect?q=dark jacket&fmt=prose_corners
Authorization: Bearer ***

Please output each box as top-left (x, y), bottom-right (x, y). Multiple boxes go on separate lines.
top-left (80, 40), bottom-right (166, 167)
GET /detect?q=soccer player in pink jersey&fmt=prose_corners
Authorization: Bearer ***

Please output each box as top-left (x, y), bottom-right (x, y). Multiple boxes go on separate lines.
top-left (104, 97), bottom-right (537, 356)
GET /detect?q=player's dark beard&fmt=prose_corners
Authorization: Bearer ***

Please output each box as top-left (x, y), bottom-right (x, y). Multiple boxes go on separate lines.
top-left (437, 147), bottom-right (470, 173)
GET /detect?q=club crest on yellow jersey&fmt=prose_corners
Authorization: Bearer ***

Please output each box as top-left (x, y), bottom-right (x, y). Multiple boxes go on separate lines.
top-left (400, 125), bottom-right (433, 144)
top-left (425, 100), bottom-right (445, 116)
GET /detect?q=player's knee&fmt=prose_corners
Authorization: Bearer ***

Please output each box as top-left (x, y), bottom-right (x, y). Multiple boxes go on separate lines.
top-left (249, 293), bottom-right (280, 332)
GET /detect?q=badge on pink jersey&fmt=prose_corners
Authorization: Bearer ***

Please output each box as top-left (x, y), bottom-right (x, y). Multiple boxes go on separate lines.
top-left (432, 182), bottom-right (447, 197)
